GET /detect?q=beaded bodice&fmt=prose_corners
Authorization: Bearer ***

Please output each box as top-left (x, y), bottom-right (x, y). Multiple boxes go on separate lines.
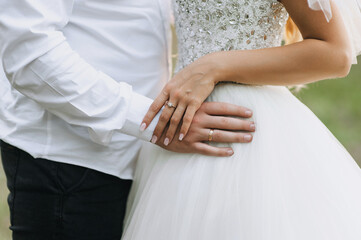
top-left (173, 0), bottom-right (288, 72)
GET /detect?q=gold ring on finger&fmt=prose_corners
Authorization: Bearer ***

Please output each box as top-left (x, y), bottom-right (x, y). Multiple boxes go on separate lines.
top-left (208, 129), bottom-right (214, 142)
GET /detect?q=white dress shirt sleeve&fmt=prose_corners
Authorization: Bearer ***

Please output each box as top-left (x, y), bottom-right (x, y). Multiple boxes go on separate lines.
top-left (0, 0), bottom-right (159, 145)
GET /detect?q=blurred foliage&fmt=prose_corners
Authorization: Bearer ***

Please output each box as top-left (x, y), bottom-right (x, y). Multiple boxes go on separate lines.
top-left (295, 58), bottom-right (361, 165)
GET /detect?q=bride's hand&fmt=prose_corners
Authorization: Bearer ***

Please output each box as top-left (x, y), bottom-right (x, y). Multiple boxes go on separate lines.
top-left (141, 54), bottom-right (223, 145)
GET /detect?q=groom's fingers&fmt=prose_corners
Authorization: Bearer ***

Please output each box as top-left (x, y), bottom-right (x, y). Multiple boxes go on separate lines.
top-left (201, 102), bottom-right (253, 118)
top-left (205, 116), bottom-right (256, 132)
top-left (193, 142), bottom-right (234, 157)
top-left (202, 129), bottom-right (253, 143)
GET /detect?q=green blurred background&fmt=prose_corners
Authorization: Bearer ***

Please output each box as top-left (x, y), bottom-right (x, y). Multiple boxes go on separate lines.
top-left (0, 54), bottom-right (360, 239)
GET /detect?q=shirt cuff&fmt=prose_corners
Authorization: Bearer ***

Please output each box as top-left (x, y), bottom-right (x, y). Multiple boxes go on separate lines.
top-left (120, 91), bottom-right (161, 142)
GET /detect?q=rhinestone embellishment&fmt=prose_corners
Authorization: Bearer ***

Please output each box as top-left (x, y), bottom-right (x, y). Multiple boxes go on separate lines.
top-left (173, 0), bottom-right (289, 72)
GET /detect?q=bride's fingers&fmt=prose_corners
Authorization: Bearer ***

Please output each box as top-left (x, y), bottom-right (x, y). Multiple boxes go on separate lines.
top-left (179, 105), bottom-right (199, 139)
top-left (141, 90), bottom-right (169, 131)
top-left (193, 142), bottom-right (234, 157)
top-left (150, 100), bottom-right (178, 144)
top-left (202, 129), bottom-right (253, 143)
top-left (164, 104), bottom-right (186, 145)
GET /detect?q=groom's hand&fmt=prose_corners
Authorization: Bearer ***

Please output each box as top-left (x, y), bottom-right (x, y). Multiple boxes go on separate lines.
top-left (155, 102), bottom-right (255, 157)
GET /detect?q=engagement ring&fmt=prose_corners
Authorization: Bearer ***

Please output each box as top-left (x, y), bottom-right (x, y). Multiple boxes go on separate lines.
top-left (166, 101), bottom-right (177, 109)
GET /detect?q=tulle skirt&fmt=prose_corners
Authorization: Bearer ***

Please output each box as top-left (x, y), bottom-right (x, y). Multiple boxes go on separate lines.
top-left (122, 84), bottom-right (361, 240)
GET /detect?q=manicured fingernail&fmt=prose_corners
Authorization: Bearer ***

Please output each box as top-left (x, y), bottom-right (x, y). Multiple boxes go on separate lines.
top-left (164, 138), bottom-right (170, 146)
top-left (250, 124), bottom-right (256, 130)
top-left (140, 123), bottom-right (146, 132)
top-left (151, 135), bottom-right (158, 144)
top-left (227, 150), bottom-right (234, 156)
top-left (179, 134), bottom-right (184, 141)
top-left (245, 110), bottom-right (252, 116)
top-left (244, 134), bottom-right (252, 142)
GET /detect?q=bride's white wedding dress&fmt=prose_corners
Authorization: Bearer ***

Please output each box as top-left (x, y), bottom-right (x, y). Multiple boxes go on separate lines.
top-left (122, 0), bottom-right (361, 239)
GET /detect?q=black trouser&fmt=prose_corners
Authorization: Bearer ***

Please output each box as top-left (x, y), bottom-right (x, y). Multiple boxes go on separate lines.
top-left (0, 140), bottom-right (132, 240)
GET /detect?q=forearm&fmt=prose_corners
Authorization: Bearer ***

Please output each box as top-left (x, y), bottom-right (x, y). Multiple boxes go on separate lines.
top-left (5, 42), bottom-right (157, 144)
top-left (212, 38), bottom-right (352, 86)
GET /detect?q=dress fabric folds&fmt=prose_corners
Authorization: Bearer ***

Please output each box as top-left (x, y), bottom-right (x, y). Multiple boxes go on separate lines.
top-left (123, 84), bottom-right (361, 240)
top-left (122, 0), bottom-right (361, 239)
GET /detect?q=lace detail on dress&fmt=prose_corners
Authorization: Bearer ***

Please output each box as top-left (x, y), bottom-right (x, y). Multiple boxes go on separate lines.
top-left (173, 0), bottom-right (289, 72)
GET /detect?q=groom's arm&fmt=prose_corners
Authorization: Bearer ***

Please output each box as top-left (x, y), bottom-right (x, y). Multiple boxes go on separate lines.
top-left (0, 0), bottom-right (159, 145)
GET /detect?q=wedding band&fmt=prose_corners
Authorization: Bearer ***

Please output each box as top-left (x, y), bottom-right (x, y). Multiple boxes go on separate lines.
top-left (208, 129), bottom-right (214, 142)
top-left (166, 101), bottom-right (177, 109)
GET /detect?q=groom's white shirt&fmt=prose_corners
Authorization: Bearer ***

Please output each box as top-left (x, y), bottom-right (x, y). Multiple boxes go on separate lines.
top-left (0, 0), bottom-right (171, 179)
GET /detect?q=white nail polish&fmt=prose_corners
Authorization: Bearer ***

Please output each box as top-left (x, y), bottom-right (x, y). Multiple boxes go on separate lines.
top-left (151, 135), bottom-right (158, 144)
top-left (245, 110), bottom-right (252, 116)
top-left (244, 135), bottom-right (252, 142)
top-left (250, 124), bottom-right (256, 130)
top-left (227, 150), bottom-right (234, 156)
top-left (164, 138), bottom-right (170, 146)
top-left (179, 134), bottom-right (184, 141)
top-left (140, 123), bottom-right (146, 132)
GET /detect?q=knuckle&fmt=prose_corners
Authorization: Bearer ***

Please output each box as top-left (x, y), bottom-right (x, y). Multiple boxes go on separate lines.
top-left (238, 121), bottom-right (247, 130)
top-left (220, 104), bottom-right (229, 113)
top-left (191, 116), bottom-right (200, 124)
top-left (184, 139), bottom-right (192, 146)
top-left (191, 99), bottom-right (202, 107)
top-left (173, 89), bottom-right (182, 99)
top-left (186, 97), bottom-right (195, 104)
top-left (150, 103), bottom-right (160, 112)
top-left (183, 116), bottom-right (193, 124)
top-left (160, 114), bottom-right (169, 122)
top-left (170, 117), bottom-right (180, 125)
top-left (220, 117), bottom-right (229, 125)
top-left (164, 84), bottom-right (172, 93)
top-left (236, 135), bottom-right (243, 142)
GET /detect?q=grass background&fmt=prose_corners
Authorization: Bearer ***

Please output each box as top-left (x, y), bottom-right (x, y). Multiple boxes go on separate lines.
top-left (0, 56), bottom-right (360, 239)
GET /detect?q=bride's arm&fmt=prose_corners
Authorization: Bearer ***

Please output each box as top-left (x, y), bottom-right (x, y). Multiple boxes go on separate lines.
top-left (142, 0), bottom-right (352, 145)
top-left (210, 0), bottom-right (352, 85)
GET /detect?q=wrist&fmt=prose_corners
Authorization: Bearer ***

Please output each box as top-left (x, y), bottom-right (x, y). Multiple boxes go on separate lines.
top-left (206, 51), bottom-right (229, 84)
